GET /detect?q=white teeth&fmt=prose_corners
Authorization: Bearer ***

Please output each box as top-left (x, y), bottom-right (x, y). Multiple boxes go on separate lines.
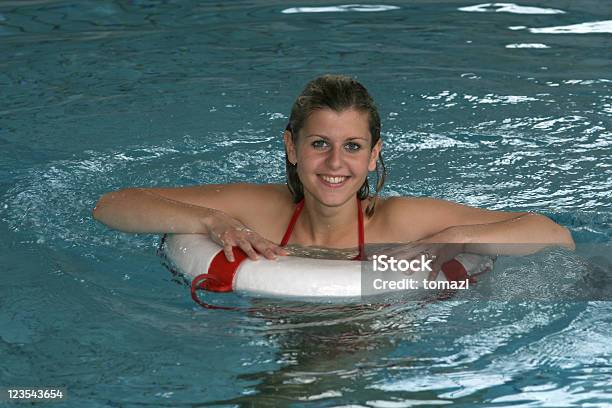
top-left (321, 176), bottom-right (346, 184)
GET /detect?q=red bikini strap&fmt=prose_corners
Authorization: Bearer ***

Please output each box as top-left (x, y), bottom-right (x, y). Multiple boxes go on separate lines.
top-left (280, 199), bottom-right (304, 246)
top-left (355, 197), bottom-right (365, 261)
top-left (282, 197), bottom-right (364, 258)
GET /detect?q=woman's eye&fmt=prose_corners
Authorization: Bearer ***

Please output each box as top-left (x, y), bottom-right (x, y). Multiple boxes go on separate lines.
top-left (345, 142), bottom-right (361, 151)
top-left (312, 140), bottom-right (328, 149)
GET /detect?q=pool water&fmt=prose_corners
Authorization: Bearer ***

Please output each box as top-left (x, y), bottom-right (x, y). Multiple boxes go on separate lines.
top-left (1, 1), bottom-right (611, 406)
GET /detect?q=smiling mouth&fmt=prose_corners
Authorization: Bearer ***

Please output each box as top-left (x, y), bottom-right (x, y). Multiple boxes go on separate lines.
top-left (319, 175), bottom-right (349, 187)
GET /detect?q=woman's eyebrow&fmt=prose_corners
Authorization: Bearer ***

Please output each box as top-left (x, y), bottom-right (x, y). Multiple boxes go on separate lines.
top-left (305, 134), bottom-right (368, 141)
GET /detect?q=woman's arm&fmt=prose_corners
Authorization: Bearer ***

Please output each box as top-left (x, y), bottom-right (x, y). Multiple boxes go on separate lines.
top-left (92, 184), bottom-right (288, 260)
top-left (93, 183), bottom-right (278, 233)
top-left (384, 197), bottom-right (575, 255)
top-left (421, 212), bottom-right (575, 255)
top-left (93, 188), bottom-right (214, 234)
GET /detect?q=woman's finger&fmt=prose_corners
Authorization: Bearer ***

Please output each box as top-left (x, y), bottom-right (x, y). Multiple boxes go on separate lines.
top-left (210, 232), bottom-right (229, 253)
top-left (249, 237), bottom-right (280, 260)
top-left (236, 238), bottom-right (259, 260)
top-left (223, 240), bottom-right (235, 262)
top-left (427, 258), bottom-right (441, 281)
top-left (263, 248), bottom-right (276, 260)
top-left (275, 246), bottom-right (289, 256)
top-left (268, 244), bottom-right (288, 257)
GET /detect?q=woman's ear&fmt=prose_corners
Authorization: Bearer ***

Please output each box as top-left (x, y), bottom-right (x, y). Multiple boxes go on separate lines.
top-left (368, 139), bottom-right (382, 171)
top-left (284, 130), bottom-right (297, 165)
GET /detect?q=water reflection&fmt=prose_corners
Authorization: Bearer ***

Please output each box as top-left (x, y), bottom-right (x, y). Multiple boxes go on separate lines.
top-left (199, 245), bottom-right (610, 405)
top-left (211, 300), bottom-right (425, 405)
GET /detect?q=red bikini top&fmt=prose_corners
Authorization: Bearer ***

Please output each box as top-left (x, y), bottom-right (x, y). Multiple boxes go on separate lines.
top-left (280, 196), bottom-right (365, 261)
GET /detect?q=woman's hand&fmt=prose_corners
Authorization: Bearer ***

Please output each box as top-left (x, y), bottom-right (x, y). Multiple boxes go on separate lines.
top-left (205, 209), bottom-right (288, 262)
top-left (416, 227), bottom-right (466, 279)
top-left (375, 241), bottom-right (465, 280)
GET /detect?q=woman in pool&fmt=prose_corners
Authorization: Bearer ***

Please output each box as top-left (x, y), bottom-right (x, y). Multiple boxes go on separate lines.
top-left (93, 74), bottom-right (574, 273)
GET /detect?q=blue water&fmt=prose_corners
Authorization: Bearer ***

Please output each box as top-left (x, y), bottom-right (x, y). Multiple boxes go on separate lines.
top-left (1, 1), bottom-right (611, 406)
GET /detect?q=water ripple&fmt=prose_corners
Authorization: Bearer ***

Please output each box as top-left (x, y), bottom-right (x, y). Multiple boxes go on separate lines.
top-left (459, 3), bottom-right (565, 15)
top-left (282, 4), bottom-right (400, 14)
top-left (529, 20), bottom-right (612, 34)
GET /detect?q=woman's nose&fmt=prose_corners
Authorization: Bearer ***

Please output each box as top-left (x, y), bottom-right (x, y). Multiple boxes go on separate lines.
top-left (325, 146), bottom-right (343, 169)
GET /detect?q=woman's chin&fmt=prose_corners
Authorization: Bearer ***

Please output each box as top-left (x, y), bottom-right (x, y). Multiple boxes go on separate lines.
top-left (307, 189), bottom-right (356, 207)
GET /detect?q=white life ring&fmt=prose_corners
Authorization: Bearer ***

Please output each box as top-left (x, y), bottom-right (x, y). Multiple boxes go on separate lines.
top-left (161, 234), bottom-right (494, 304)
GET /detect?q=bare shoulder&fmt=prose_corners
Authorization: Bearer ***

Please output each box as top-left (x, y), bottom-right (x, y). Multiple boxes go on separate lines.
top-left (379, 196), bottom-right (431, 211)
top-left (374, 196), bottom-right (524, 241)
top-left (142, 183), bottom-right (293, 220)
top-left (380, 196), bottom-right (460, 215)
top-left (372, 196), bottom-right (434, 241)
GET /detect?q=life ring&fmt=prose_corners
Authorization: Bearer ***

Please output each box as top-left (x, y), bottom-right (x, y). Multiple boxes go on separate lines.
top-left (160, 234), bottom-right (494, 307)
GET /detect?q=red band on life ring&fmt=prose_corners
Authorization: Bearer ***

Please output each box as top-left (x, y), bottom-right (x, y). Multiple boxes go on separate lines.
top-left (202, 247), bottom-right (249, 292)
top-left (190, 247), bottom-right (249, 308)
top-left (441, 259), bottom-right (476, 283)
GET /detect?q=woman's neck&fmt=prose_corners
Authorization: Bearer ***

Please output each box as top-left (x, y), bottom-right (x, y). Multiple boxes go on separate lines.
top-left (296, 195), bottom-right (361, 248)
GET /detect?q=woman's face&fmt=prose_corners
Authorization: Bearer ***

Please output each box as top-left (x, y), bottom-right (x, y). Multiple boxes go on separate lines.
top-left (285, 108), bottom-right (381, 208)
